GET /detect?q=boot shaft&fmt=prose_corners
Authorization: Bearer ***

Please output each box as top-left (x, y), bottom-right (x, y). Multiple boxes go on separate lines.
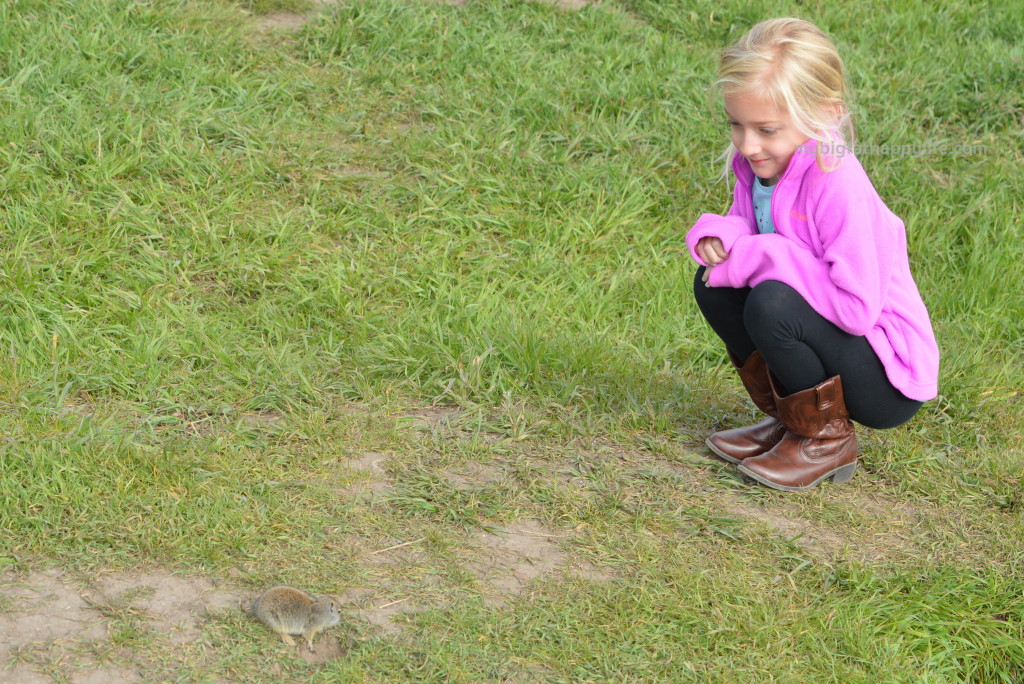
top-left (770, 374), bottom-right (852, 440)
top-left (730, 350), bottom-right (777, 418)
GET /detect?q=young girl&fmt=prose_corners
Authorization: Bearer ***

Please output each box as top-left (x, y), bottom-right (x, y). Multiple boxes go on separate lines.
top-left (687, 18), bottom-right (939, 491)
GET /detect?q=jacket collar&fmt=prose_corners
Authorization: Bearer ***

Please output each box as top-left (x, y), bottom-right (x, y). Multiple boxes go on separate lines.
top-left (730, 138), bottom-right (825, 190)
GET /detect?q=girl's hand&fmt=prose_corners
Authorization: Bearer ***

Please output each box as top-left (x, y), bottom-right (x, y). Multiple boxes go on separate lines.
top-left (697, 237), bottom-right (728, 284)
top-left (697, 237), bottom-right (728, 285)
top-left (697, 237), bottom-right (729, 266)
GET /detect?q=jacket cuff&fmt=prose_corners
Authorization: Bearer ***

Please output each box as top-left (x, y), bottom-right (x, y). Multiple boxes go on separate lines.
top-left (685, 214), bottom-right (753, 266)
top-left (706, 257), bottom-right (742, 288)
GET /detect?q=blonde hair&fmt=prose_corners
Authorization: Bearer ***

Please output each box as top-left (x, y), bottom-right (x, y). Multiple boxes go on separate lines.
top-left (714, 18), bottom-right (853, 177)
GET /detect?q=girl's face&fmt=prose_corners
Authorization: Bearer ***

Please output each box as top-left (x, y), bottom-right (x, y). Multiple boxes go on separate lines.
top-left (724, 91), bottom-right (809, 185)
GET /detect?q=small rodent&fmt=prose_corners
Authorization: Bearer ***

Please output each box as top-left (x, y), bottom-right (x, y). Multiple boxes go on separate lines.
top-left (249, 586), bottom-right (341, 651)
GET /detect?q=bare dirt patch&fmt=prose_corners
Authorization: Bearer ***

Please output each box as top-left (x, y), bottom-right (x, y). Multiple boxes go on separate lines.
top-left (345, 451), bottom-right (389, 474)
top-left (396, 406), bottom-right (464, 432)
top-left (720, 501), bottom-right (850, 557)
top-left (0, 569), bottom-right (245, 684)
top-left (352, 538), bottom-right (436, 635)
top-left (433, 0), bottom-right (595, 7)
top-left (332, 451), bottom-right (394, 500)
top-left (255, 10), bottom-right (308, 31)
top-left (87, 572), bottom-right (243, 643)
top-left (442, 462), bottom-right (506, 490)
top-left (253, 0), bottom-right (344, 32)
top-left (239, 410), bottom-right (286, 429)
top-left (470, 520), bottom-right (576, 605)
top-left (352, 595), bottom-right (425, 636)
top-left (394, 406), bottom-right (505, 443)
top-left (536, 0), bottom-right (596, 9)
top-left (295, 633), bottom-right (352, 665)
top-left (717, 492), bottom-right (936, 564)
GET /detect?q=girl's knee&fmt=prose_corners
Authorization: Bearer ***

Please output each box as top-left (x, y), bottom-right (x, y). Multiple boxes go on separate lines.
top-left (744, 280), bottom-right (805, 328)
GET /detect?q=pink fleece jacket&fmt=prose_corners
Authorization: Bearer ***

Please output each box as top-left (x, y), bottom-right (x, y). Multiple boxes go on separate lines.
top-left (686, 141), bottom-right (939, 401)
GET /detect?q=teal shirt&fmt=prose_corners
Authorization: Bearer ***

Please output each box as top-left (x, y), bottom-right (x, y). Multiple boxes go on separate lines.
top-left (752, 177), bottom-right (776, 234)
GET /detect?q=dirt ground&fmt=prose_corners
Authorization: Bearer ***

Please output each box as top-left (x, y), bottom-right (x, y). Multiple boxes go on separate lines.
top-left (0, 513), bottom-right (602, 681)
top-left (0, 410), bottom-right (612, 682)
top-left (0, 569), bottom-right (242, 683)
top-left (0, 410), bottom-right (932, 683)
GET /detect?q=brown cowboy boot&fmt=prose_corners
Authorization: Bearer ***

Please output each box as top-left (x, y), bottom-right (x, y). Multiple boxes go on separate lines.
top-left (705, 350), bottom-right (786, 464)
top-left (736, 374), bottom-right (858, 491)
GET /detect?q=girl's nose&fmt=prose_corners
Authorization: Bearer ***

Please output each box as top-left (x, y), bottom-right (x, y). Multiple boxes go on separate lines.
top-left (738, 135), bottom-right (760, 157)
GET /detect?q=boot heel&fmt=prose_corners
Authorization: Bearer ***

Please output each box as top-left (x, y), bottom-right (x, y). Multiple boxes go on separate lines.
top-left (832, 462), bottom-right (857, 483)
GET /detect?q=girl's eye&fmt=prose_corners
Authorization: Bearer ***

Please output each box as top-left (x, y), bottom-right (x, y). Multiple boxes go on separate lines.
top-left (761, 128), bottom-right (777, 135)
top-left (728, 120), bottom-right (740, 127)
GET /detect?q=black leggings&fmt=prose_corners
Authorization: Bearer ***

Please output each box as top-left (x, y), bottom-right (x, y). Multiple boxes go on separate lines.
top-left (694, 267), bottom-right (921, 429)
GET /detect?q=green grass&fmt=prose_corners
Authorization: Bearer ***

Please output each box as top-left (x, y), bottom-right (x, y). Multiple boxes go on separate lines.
top-left (0, 0), bottom-right (1022, 681)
